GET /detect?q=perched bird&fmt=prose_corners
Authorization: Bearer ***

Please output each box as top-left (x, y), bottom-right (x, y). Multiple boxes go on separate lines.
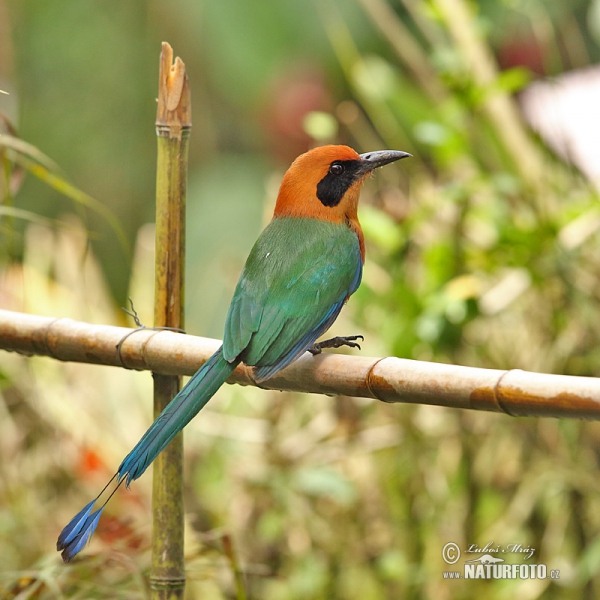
top-left (57, 144), bottom-right (410, 561)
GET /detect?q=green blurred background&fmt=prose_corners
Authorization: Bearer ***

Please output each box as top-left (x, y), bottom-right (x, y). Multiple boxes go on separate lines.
top-left (3, 0), bottom-right (600, 598)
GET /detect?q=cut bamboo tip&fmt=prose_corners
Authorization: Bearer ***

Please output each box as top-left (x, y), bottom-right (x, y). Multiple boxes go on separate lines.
top-left (156, 42), bottom-right (191, 135)
top-left (2, 309), bottom-right (600, 420)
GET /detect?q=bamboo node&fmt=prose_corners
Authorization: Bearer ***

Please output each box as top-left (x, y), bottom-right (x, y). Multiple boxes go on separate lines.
top-left (148, 577), bottom-right (186, 591)
top-left (43, 317), bottom-right (68, 360)
top-left (364, 356), bottom-right (390, 402)
top-left (115, 327), bottom-right (161, 370)
top-left (243, 363), bottom-right (269, 391)
top-left (492, 369), bottom-right (517, 417)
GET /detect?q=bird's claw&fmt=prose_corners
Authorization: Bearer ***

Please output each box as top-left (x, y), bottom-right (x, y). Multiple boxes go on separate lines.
top-left (307, 335), bottom-right (365, 356)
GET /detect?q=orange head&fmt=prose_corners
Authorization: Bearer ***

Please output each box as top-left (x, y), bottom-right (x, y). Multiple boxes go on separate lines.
top-left (273, 145), bottom-right (410, 259)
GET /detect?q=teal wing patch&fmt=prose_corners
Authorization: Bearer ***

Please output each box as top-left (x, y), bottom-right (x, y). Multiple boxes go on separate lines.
top-left (222, 274), bottom-right (264, 362)
top-left (222, 217), bottom-right (362, 378)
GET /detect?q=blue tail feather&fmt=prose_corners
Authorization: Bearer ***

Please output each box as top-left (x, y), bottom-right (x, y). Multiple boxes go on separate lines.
top-left (57, 498), bottom-right (96, 550)
top-left (57, 346), bottom-right (236, 562)
top-left (58, 506), bottom-right (105, 562)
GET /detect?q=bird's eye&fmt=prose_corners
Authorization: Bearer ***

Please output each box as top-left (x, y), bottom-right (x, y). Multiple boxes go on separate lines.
top-left (329, 162), bottom-right (344, 176)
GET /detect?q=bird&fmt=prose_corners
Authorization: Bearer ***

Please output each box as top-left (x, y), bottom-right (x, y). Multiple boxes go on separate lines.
top-left (57, 144), bottom-right (410, 561)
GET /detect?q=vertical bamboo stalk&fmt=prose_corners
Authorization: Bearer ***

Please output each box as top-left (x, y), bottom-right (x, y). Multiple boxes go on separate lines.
top-left (150, 42), bottom-right (191, 600)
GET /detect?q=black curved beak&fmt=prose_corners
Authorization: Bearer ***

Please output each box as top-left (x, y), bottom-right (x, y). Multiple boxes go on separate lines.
top-left (358, 150), bottom-right (412, 174)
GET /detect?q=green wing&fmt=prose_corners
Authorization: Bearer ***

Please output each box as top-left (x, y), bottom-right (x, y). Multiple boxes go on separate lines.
top-left (222, 217), bottom-right (362, 380)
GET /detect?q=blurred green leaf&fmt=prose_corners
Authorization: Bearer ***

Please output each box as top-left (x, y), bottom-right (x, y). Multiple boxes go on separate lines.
top-left (303, 111), bottom-right (339, 143)
top-left (293, 466), bottom-right (357, 506)
top-left (359, 204), bottom-right (404, 253)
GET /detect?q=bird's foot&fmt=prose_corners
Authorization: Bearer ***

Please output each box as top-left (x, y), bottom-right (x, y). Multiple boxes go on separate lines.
top-left (307, 335), bottom-right (364, 356)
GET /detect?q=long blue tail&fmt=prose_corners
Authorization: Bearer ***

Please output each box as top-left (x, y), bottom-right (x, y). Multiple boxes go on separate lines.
top-left (57, 346), bottom-right (238, 562)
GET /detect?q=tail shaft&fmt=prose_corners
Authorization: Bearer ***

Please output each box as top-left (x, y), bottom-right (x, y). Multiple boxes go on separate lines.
top-left (119, 346), bottom-right (237, 484)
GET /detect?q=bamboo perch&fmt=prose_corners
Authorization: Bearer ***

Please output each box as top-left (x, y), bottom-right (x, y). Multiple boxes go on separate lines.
top-left (151, 42), bottom-right (189, 600)
top-left (1, 308), bottom-right (600, 420)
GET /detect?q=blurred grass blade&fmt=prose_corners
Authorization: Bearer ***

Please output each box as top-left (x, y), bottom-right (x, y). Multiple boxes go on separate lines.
top-left (0, 133), bottom-right (63, 174)
top-left (0, 205), bottom-right (74, 229)
top-left (356, 0), bottom-right (446, 100)
top-left (12, 153), bottom-right (130, 256)
top-left (222, 533), bottom-right (248, 600)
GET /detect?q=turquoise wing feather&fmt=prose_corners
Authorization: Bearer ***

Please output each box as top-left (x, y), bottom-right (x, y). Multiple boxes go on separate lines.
top-left (222, 217), bottom-right (362, 381)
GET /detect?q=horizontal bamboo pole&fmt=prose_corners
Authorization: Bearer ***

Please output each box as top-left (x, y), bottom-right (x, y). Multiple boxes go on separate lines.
top-left (1, 308), bottom-right (600, 420)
